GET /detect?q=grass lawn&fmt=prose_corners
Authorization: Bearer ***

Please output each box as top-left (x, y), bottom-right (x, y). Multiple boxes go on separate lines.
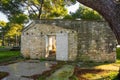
top-left (0, 51), bottom-right (21, 63)
top-left (37, 61), bottom-right (120, 80)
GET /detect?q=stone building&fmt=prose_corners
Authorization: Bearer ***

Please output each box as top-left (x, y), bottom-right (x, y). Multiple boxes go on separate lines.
top-left (21, 19), bottom-right (116, 62)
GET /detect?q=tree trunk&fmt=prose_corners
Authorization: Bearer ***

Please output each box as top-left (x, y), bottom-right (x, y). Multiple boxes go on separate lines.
top-left (38, 0), bottom-right (44, 19)
top-left (1, 29), bottom-right (5, 46)
top-left (77, 0), bottom-right (120, 45)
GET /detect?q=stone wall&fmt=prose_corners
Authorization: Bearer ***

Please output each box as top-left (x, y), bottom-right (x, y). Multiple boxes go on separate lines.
top-left (21, 22), bottom-right (78, 61)
top-left (21, 19), bottom-right (116, 62)
top-left (76, 21), bottom-right (116, 62)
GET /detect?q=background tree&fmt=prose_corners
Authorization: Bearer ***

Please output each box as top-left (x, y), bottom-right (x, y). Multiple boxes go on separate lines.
top-left (0, 0), bottom-right (68, 20)
top-left (64, 5), bottom-right (102, 20)
top-left (70, 5), bottom-right (102, 20)
top-left (0, 21), bottom-right (23, 46)
top-left (0, 0), bottom-right (23, 18)
top-left (0, 21), bottom-right (7, 46)
top-left (1, 0), bottom-right (120, 45)
top-left (42, 0), bottom-right (68, 19)
top-left (5, 23), bottom-right (23, 46)
top-left (21, 0), bottom-right (68, 19)
top-left (0, 0), bottom-right (68, 46)
top-left (9, 14), bottom-right (28, 24)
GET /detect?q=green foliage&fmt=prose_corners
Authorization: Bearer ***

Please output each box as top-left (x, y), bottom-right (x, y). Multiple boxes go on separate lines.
top-left (64, 14), bottom-right (73, 19)
top-left (79, 7), bottom-right (102, 20)
top-left (39, 57), bottom-right (46, 61)
top-left (69, 75), bottom-right (78, 80)
top-left (0, 46), bottom-right (5, 48)
top-left (70, 0), bottom-right (76, 3)
top-left (66, 5), bottom-right (103, 20)
top-left (0, 21), bottom-right (8, 34)
top-left (29, 14), bottom-right (38, 20)
top-left (0, 0), bottom-right (22, 17)
top-left (65, 0), bottom-right (77, 6)
top-left (0, 21), bottom-right (8, 46)
top-left (5, 23), bottom-right (23, 38)
top-left (9, 14), bottom-right (28, 24)
top-left (0, 21), bottom-right (6, 27)
top-left (107, 72), bottom-right (118, 80)
top-left (41, 0), bottom-right (68, 19)
top-left (116, 48), bottom-right (120, 59)
top-left (0, 21), bottom-right (22, 46)
top-left (38, 76), bottom-right (46, 80)
top-left (0, 0), bottom-right (68, 19)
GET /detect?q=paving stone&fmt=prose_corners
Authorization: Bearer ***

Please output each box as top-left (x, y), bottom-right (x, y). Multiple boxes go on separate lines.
top-left (47, 65), bottom-right (74, 80)
top-left (0, 60), bottom-right (57, 80)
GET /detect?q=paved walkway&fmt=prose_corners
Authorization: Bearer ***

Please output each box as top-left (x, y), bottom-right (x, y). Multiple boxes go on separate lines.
top-left (0, 60), bottom-right (57, 80)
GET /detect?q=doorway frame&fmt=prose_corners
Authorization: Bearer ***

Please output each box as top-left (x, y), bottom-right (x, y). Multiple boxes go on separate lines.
top-left (45, 34), bottom-right (56, 59)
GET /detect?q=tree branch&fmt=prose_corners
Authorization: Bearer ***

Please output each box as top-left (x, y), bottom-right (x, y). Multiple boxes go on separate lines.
top-left (23, 1), bottom-right (38, 16)
top-left (77, 0), bottom-right (115, 12)
top-left (77, 0), bottom-right (116, 21)
top-left (31, 2), bottom-right (40, 11)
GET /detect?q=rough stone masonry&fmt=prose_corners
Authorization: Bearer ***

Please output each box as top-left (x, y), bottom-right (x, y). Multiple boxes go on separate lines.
top-left (21, 19), bottom-right (117, 62)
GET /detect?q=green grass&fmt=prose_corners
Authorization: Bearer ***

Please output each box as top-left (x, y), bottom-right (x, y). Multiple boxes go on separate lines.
top-left (69, 75), bottom-right (78, 80)
top-left (81, 71), bottom-right (118, 80)
top-left (0, 51), bottom-right (21, 62)
top-left (0, 46), bottom-right (5, 48)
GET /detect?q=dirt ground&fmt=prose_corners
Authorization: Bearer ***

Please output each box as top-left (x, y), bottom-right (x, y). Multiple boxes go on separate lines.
top-left (74, 67), bottom-right (116, 80)
top-left (0, 72), bottom-right (9, 79)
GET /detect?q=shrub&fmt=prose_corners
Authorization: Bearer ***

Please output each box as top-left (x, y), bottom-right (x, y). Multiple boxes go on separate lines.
top-left (116, 48), bottom-right (120, 59)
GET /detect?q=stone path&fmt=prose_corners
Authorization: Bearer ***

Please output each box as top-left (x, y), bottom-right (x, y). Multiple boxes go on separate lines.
top-left (0, 60), bottom-right (57, 80)
top-left (46, 65), bottom-right (74, 80)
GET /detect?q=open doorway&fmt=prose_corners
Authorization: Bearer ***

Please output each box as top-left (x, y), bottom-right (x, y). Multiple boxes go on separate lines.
top-left (45, 35), bottom-right (56, 59)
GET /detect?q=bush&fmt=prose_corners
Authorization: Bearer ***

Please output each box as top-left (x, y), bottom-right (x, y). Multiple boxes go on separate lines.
top-left (69, 75), bottom-right (78, 80)
top-left (108, 72), bottom-right (118, 80)
top-left (116, 48), bottom-right (120, 59)
top-left (10, 47), bottom-right (20, 51)
top-left (0, 46), bottom-right (5, 48)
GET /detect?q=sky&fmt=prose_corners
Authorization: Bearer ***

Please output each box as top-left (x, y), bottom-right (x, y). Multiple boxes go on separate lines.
top-left (0, 12), bottom-right (9, 22)
top-left (0, 2), bottom-right (79, 22)
top-left (67, 2), bottom-right (79, 13)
